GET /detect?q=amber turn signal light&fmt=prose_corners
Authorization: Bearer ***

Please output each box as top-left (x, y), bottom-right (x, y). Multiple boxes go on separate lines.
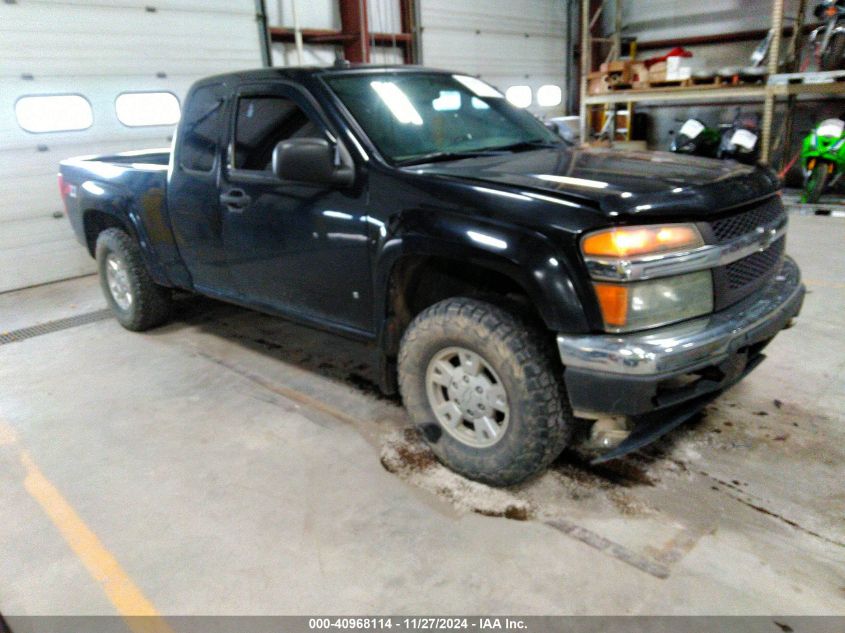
top-left (593, 283), bottom-right (628, 327)
top-left (582, 224), bottom-right (703, 258)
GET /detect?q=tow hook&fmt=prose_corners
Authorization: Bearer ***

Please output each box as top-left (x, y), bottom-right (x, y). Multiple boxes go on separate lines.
top-left (586, 415), bottom-right (631, 450)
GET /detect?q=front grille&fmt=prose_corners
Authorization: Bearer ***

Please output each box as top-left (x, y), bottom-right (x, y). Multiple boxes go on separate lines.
top-left (725, 238), bottom-right (785, 288)
top-left (705, 197), bottom-right (788, 310)
top-left (709, 197), bottom-right (784, 244)
top-left (713, 237), bottom-right (785, 309)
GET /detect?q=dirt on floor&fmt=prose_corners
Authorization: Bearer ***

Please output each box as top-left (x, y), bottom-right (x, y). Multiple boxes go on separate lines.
top-left (174, 294), bottom-right (845, 581)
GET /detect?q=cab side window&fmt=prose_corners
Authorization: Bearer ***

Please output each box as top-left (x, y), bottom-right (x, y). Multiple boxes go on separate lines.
top-left (180, 84), bottom-right (225, 173)
top-left (233, 96), bottom-right (321, 172)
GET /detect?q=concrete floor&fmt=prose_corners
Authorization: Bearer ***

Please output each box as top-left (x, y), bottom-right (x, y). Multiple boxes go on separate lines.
top-left (0, 214), bottom-right (843, 616)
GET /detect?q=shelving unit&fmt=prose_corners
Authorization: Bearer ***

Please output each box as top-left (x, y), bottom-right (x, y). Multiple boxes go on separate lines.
top-left (578, 0), bottom-right (845, 166)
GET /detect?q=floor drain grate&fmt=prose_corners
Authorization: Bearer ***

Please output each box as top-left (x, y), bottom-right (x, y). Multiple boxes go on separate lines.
top-left (0, 309), bottom-right (113, 345)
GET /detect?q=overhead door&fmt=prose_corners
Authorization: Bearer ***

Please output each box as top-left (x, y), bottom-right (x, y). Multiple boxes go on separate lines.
top-left (0, 0), bottom-right (262, 292)
top-left (419, 0), bottom-right (567, 114)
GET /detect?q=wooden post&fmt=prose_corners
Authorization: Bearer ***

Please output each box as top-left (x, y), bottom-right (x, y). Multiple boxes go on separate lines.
top-left (579, 0), bottom-right (591, 144)
top-left (761, 0), bottom-right (784, 164)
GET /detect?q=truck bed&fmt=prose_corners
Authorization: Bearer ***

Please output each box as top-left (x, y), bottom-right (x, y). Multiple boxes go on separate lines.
top-left (58, 147), bottom-right (185, 288)
top-left (62, 147), bottom-right (171, 168)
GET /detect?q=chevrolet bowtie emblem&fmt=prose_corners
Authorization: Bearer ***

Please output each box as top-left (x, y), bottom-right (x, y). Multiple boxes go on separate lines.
top-left (756, 226), bottom-right (777, 251)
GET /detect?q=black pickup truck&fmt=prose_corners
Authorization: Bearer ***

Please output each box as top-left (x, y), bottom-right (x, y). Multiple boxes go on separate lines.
top-left (59, 66), bottom-right (804, 486)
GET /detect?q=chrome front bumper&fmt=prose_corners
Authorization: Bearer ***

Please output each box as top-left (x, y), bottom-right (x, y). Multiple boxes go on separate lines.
top-left (558, 256), bottom-right (804, 378)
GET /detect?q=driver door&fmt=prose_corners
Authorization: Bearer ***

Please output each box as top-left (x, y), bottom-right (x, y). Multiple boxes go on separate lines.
top-left (220, 83), bottom-right (373, 334)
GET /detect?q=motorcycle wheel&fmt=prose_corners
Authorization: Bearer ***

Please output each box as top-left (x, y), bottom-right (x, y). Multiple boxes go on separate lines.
top-left (803, 162), bottom-right (831, 204)
top-left (821, 32), bottom-right (845, 71)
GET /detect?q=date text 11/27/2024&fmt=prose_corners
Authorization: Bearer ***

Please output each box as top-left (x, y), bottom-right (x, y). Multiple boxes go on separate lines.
top-left (308, 618), bottom-right (528, 630)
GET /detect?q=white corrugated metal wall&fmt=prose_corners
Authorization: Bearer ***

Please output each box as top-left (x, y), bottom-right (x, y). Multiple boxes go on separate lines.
top-left (0, 0), bottom-right (261, 292)
top-left (616, 0), bottom-right (814, 70)
top-left (622, 0), bottom-right (791, 42)
top-left (419, 0), bottom-right (568, 114)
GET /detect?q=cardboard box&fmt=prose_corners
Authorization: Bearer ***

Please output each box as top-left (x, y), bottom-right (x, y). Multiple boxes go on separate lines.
top-left (649, 58), bottom-right (691, 84)
top-left (666, 56), bottom-right (691, 81)
top-left (599, 60), bottom-right (632, 85)
top-left (630, 62), bottom-right (649, 88)
top-left (648, 61), bottom-right (667, 83)
top-left (600, 60), bottom-right (629, 73)
top-left (588, 71), bottom-right (608, 95)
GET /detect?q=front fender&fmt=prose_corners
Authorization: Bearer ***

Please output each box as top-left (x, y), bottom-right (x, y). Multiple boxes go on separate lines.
top-left (373, 210), bottom-right (595, 338)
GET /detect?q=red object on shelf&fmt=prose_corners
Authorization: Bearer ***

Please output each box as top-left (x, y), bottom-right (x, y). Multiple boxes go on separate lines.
top-left (643, 47), bottom-right (693, 68)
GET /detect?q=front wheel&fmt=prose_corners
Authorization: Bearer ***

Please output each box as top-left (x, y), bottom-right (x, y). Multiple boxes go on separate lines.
top-left (803, 162), bottom-right (831, 204)
top-left (96, 228), bottom-right (172, 331)
top-left (398, 297), bottom-right (573, 487)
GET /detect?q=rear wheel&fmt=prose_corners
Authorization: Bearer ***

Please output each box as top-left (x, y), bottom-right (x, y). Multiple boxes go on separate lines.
top-left (803, 162), bottom-right (831, 204)
top-left (96, 228), bottom-right (172, 331)
top-left (398, 297), bottom-right (573, 487)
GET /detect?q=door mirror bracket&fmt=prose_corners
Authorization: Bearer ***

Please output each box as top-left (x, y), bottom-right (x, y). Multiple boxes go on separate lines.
top-left (271, 138), bottom-right (354, 187)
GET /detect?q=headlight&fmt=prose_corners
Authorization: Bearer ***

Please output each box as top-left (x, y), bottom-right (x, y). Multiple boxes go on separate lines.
top-left (581, 224), bottom-right (712, 332)
top-left (582, 224), bottom-right (704, 258)
top-left (593, 271), bottom-right (713, 332)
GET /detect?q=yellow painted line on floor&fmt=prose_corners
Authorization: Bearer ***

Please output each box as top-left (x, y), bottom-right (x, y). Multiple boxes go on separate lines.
top-left (0, 418), bottom-right (172, 633)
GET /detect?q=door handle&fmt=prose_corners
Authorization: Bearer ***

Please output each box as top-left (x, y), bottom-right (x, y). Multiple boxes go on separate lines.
top-left (220, 189), bottom-right (251, 210)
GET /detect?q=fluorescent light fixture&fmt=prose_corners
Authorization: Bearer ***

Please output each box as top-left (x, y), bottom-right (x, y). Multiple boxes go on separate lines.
top-left (453, 75), bottom-right (502, 98)
top-left (82, 181), bottom-right (105, 196)
top-left (15, 95), bottom-right (93, 133)
top-left (371, 81), bottom-right (423, 125)
top-left (537, 85), bottom-right (562, 107)
top-left (505, 86), bottom-right (532, 108)
top-left (323, 210), bottom-right (354, 220)
top-left (87, 162), bottom-right (127, 179)
top-left (432, 90), bottom-right (461, 111)
top-left (534, 174), bottom-right (609, 189)
top-left (473, 186), bottom-right (531, 201)
top-left (118, 147), bottom-right (171, 157)
top-left (130, 163), bottom-right (168, 171)
top-left (363, 215), bottom-right (387, 237)
top-left (467, 230), bottom-right (508, 250)
top-left (524, 192), bottom-right (580, 208)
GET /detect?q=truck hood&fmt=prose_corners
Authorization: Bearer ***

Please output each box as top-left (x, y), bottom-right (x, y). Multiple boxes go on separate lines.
top-left (409, 147), bottom-right (779, 219)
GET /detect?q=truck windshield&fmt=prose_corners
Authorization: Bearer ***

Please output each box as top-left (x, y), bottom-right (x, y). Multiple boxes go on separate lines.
top-left (325, 72), bottom-right (562, 165)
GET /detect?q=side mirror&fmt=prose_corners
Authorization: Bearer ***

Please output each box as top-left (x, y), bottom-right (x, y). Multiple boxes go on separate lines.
top-left (271, 137), bottom-right (354, 187)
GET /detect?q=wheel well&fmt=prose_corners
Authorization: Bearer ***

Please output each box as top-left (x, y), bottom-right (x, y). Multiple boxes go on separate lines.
top-left (82, 210), bottom-right (130, 256)
top-left (384, 255), bottom-right (546, 357)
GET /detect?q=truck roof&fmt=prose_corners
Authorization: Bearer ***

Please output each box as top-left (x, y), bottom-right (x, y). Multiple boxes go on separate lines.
top-left (197, 64), bottom-right (458, 87)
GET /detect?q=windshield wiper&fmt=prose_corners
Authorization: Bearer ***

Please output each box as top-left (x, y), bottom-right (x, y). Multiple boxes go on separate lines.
top-left (396, 150), bottom-right (499, 166)
top-left (481, 139), bottom-right (563, 152)
top-left (396, 139), bottom-right (563, 166)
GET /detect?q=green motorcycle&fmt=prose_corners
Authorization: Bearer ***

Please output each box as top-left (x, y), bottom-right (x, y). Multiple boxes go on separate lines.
top-left (802, 118), bottom-right (845, 203)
